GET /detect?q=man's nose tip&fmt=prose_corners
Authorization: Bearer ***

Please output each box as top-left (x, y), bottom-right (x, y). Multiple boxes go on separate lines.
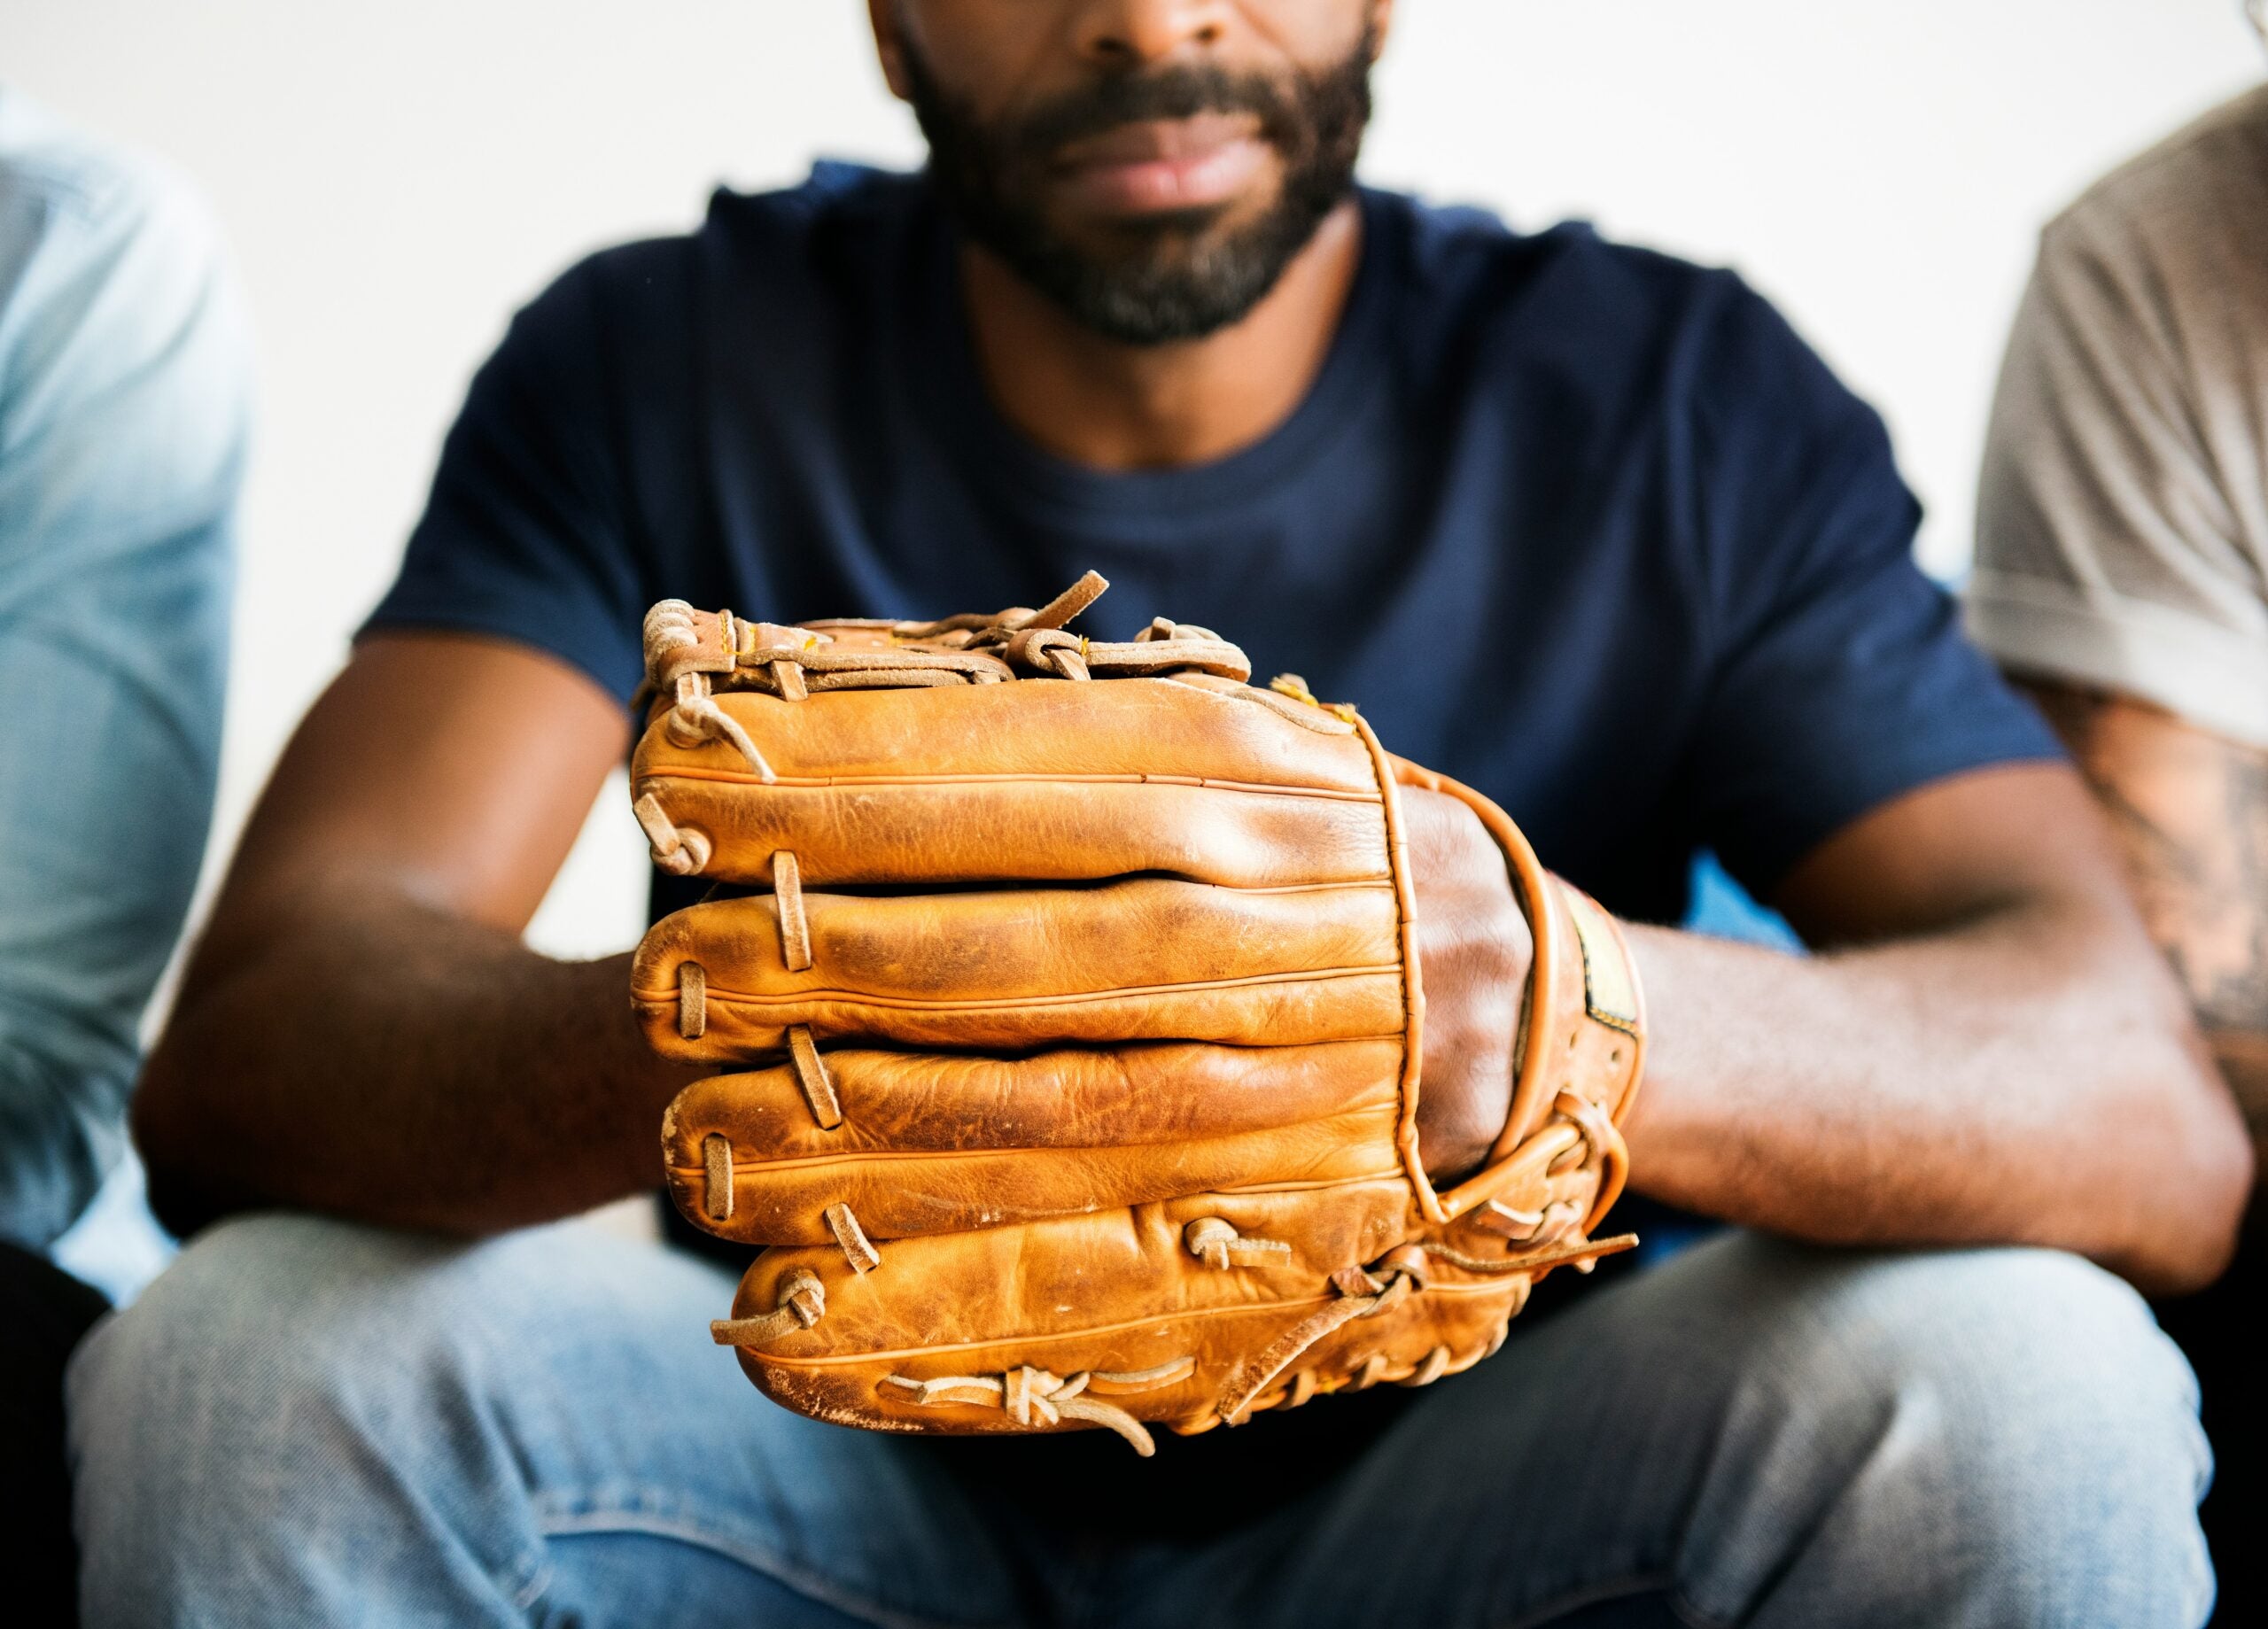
top-left (1076, 0), bottom-right (1231, 68)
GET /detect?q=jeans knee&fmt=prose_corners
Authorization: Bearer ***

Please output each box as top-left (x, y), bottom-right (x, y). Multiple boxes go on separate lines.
top-left (1802, 1245), bottom-right (2199, 1490)
top-left (1694, 1240), bottom-right (2211, 1625)
top-left (68, 1211), bottom-right (547, 1532)
top-left (76, 1214), bottom-right (440, 1422)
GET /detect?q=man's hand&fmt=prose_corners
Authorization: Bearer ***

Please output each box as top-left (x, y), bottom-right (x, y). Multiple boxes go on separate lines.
top-left (1405, 787), bottom-right (1532, 1182)
top-left (136, 633), bottom-right (697, 1237)
top-left (633, 593), bottom-right (1643, 1446)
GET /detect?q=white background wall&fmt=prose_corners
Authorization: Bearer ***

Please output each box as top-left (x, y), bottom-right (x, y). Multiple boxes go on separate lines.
top-left (5, 0), bottom-right (2261, 969)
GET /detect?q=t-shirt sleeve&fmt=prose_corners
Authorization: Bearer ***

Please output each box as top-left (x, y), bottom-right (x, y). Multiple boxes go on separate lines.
top-left (361, 257), bottom-right (652, 702)
top-left (1966, 172), bottom-right (2268, 748)
top-left (1680, 279), bottom-right (2062, 896)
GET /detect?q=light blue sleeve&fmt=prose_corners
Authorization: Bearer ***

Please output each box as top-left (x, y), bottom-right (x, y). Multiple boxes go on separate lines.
top-left (0, 95), bottom-right (250, 1249)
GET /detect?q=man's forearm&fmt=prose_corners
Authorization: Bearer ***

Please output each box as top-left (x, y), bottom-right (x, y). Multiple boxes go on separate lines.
top-left (1621, 897), bottom-right (2246, 1293)
top-left (2019, 681), bottom-right (2268, 1149)
top-left (137, 887), bottom-right (699, 1237)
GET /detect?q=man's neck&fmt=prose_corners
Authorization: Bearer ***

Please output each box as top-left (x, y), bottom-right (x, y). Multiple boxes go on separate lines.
top-left (958, 198), bottom-right (1363, 472)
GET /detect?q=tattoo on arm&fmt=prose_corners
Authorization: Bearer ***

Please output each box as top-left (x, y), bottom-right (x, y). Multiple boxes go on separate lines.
top-left (2023, 679), bottom-right (2268, 1131)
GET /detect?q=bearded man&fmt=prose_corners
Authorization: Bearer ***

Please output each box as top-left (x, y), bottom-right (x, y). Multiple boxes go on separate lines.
top-left (72, 4), bottom-right (2245, 1625)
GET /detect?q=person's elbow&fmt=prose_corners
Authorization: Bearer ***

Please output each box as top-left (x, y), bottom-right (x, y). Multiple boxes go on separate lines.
top-left (2105, 1022), bottom-right (2252, 1298)
top-left (129, 994), bottom-right (247, 1239)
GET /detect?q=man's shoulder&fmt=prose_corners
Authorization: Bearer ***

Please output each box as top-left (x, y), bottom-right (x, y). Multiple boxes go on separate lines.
top-left (2044, 83), bottom-right (2268, 267)
top-left (0, 89), bottom-right (230, 310)
top-left (1371, 186), bottom-right (1741, 319)
top-left (711, 159), bottom-right (927, 229)
top-left (1365, 186), bottom-right (1827, 455)
top-left (1365, 186), bottom-right (1767, 384)
top-left (2068, 81), bottom-right (2268, 214)
top-left (544, 161), bottom-right (925, 321)
top-left (0, 89), bottom-right (246, 488)
top-left (0, 89), bottom-right (163, 229)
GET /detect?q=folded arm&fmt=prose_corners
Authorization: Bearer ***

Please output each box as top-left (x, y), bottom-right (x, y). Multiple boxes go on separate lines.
top-left (136, 633), bottom-right (703, 1237)
top-left (1621, 761), bottom-right (2249, 1296)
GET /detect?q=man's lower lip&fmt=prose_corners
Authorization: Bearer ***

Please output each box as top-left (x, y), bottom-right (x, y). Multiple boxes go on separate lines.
top-left (1056, 137), bottom-right (1271, 213)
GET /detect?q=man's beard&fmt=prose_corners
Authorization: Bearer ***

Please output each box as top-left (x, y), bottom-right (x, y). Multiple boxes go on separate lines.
top-left (898, 30), bottom-right (1374, 345)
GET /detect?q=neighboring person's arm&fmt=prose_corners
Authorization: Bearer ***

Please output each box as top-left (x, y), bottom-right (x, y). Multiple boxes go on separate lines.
top-left (1965, 105), bottom-right (2268, 1180)
top-left (0, 102), bottom-right (247, 1250)
top-left (2016, 686), bottom-right (2268, 1144)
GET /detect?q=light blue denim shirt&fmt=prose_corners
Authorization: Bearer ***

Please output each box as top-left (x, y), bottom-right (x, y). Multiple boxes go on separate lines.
top-left (0, 90), bottom-right (248, 1250)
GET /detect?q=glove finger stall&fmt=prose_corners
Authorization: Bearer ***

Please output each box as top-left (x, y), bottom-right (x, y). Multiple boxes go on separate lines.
top-left (633, 878), bottom-right (1407, 1059)
top-left (631, 675), bottom-right (1386, 890)
top-left (667, 1039), bottom-right (1404, 1162)
top-left (633, 774), bottom-right (1391, 890)
top-left (635, 676), bottom-right (1378, 797)
top-left (666, 1039), bottom-right (1408, 1244)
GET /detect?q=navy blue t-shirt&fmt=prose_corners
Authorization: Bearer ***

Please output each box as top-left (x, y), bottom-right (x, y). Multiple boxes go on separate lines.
top-left (371, 162), bottom-right (2052, 925)
top-left (368, 163), bottom-right (2055, 1519)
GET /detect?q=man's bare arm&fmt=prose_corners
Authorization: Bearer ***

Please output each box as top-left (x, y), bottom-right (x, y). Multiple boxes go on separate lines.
top-left (140, 635), bottom-right (2251, 1286)
top-left (2016, 679), bottom-right (2268, 1145)
top-left (1622, 762), bottom-right (2250, 1296)
top-left (135, 633), bottom-right (703, 1237)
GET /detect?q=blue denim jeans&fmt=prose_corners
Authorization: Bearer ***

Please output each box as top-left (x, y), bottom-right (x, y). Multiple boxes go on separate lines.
top-left (68, 1215), bottom-right (2212, 1627)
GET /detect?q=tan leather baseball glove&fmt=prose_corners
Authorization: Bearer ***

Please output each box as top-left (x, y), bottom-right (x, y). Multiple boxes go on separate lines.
top-left (630, 575), bottom-right (1645, 1454)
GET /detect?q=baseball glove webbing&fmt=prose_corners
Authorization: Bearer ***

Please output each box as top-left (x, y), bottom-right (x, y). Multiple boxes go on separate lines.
top-left (631, 575), bottom-right (1644, 1454)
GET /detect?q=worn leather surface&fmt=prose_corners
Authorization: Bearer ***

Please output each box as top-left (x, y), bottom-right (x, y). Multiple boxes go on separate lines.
top-left (632, 582), bottom-right (1645, 1452)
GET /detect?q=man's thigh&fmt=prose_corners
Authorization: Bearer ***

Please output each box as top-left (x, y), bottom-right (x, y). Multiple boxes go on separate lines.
top-left (69, 1212), bottom-right (1025, 1629)
top-left (1159, 1232), bottom-right (2210, 1629)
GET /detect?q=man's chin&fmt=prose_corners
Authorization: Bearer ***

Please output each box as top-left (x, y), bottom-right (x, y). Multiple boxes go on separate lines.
top-left (959, 165), bottom-right (1349, 345)
top-left (1042, 189), bottom-right (1278, 267)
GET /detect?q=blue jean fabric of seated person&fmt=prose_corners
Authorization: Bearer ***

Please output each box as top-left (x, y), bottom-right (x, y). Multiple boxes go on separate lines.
top-left (71, 1212), bottom-right (2213, 1626)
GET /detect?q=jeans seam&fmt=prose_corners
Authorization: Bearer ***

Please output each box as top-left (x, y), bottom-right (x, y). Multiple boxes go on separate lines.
top-left (1489, 1570), bottom-right (1728, 1629)
top-left (534, 1507), bottom-right (1012, 1629)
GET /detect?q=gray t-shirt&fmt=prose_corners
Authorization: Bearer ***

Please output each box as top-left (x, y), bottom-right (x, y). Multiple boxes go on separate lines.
top-left (1969, 82), bottom-right (2268, 748)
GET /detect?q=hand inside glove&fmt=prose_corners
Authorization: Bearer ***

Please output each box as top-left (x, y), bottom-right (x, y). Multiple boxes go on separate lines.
top-left (631, 577), bottom-right (1641, 1452)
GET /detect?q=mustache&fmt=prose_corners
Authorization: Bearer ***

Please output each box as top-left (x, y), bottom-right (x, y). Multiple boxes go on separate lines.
top-left (1006, 63), bottom-right (1307, 159)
